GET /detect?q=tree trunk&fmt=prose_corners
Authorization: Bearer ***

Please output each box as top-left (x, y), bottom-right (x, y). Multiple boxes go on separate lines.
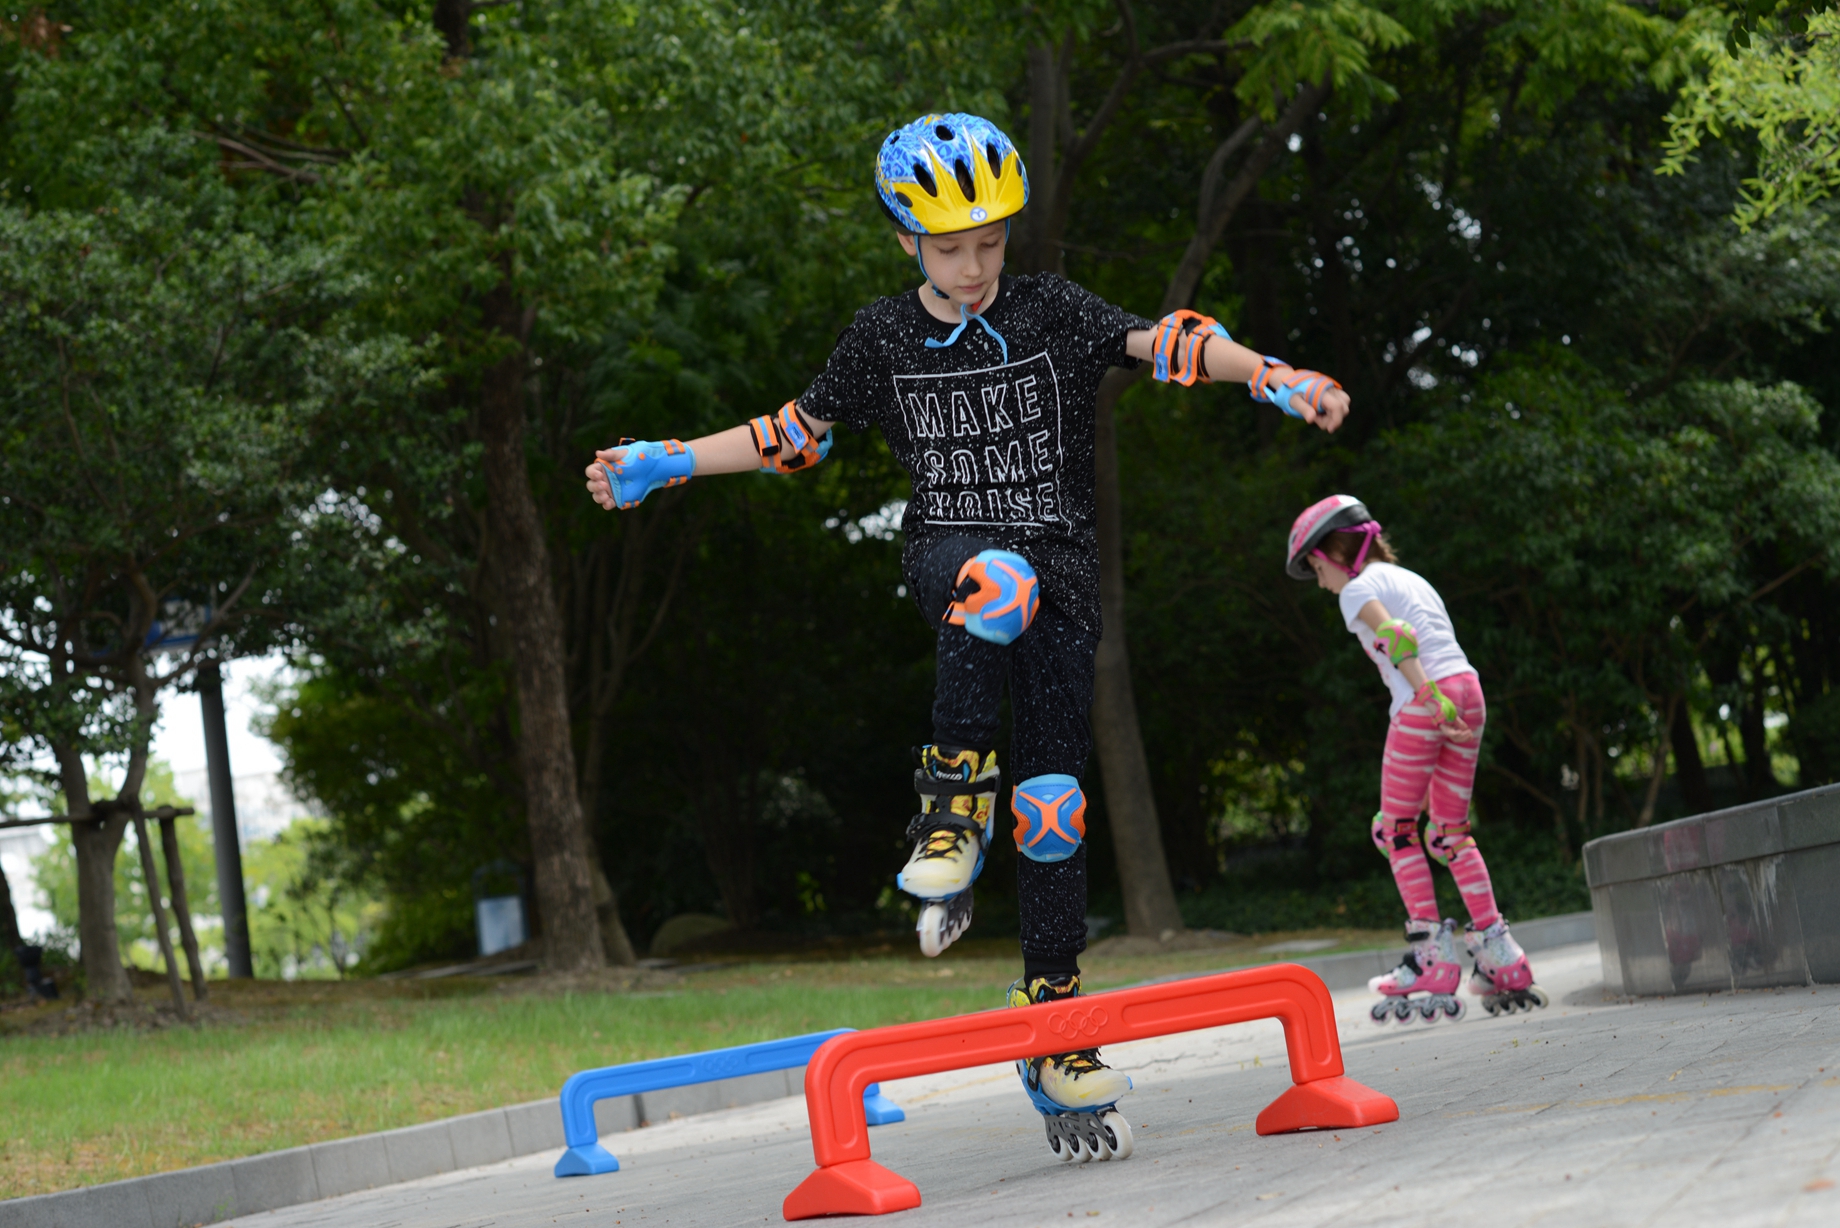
top-left (1024, 41), bottom-right (1065, 275)
top-left (1092, 365), bottom-right (1184, 936)
top-left (1740, 655), bottom-right (1774, 797)
top-left (1638, 695), bottom-right (1680, 827)
top-left (56, 746), bottom-right (132, 1002)
top-left (693, 768), bottom-right (759, 930)
top-left (158, 816), bottom-right (209, 999)
top-left (1086, 88), bottom-right (1329, 937)
top-left (0, 857), bottom-right (22, 954)
top-left (131, 810), bottom-right (191, 1020)
top-left (71, 820), bottom-right (133, 1001)
top-left (1669, 699), bottom-right (1715, 816)
top-left (478, 284), bottom-right (605, 973)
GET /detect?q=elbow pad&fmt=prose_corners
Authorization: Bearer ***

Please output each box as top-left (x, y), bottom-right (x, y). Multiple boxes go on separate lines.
top-left (1373, 617), bottom-right (1419, 666)
top-left (1150, 309), bottom-right (1230, 386)
top-left (749, 401), bottom-right (833, 474)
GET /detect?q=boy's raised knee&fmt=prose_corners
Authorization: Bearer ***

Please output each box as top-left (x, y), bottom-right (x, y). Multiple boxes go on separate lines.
top-left (944, 549), bottom-right (1039, 645)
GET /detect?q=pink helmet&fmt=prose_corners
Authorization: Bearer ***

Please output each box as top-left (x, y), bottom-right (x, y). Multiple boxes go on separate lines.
top-left (1286, 494), bottom-right (1381, 580)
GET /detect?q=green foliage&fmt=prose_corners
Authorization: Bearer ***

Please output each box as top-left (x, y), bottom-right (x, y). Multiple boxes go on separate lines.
top-left (1663, 13), bottom-right (1840, 228)
top-left (1375, 355), bottom-right (1840, 833)
top-left (1229, 0), bottom-right (1414, 118)
top-left (243, 818), bottom-right (383, 979)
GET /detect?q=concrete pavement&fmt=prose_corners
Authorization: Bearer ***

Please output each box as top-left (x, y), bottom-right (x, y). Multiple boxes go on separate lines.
top-left (217, 942), bottom-right (1840, 1227)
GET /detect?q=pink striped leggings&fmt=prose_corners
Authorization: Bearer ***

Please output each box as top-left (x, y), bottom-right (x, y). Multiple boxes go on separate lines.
top-left (1369, 671), bottom-right (1500, 930)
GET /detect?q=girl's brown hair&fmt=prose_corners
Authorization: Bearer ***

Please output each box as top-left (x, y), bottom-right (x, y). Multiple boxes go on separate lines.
top-left (1319, 528), bottom-right (1399, 569)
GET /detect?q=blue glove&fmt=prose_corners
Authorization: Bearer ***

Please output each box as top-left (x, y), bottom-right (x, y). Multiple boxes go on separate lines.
top-left (600, 438), bottom-right (695, 509)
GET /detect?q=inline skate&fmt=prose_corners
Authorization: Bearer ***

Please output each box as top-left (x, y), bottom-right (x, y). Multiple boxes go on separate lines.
top-left (1368, 918), bottom-right (1467, 1024)
top-left (1008, 974), bottom-right (1135, 1162)
top-left (1466, 917), bottom-right (1550, 1015)
top-left (897, 745), bottom-right (998, 956)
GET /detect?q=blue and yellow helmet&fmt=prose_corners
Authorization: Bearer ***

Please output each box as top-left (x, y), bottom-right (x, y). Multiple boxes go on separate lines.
top-left (876, 113), bottom-right (1029, 235)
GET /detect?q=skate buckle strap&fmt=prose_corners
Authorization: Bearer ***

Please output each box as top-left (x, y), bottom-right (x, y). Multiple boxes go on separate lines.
top-left (904, 811), bottom-right (981, 844)
top-left (913, 769), bottom-right (1000, 799)
top-left (1050, 1049), bottom-right (1106, 1075)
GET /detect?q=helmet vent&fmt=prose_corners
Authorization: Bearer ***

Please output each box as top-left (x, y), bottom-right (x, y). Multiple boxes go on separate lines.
top-left (935, 124), bottom-right (954, 140)
top-left (893, 190), bottom-right (913, 208)
top-left (952, 158), bottom-right (976, 202)
top-left (912, 161), bottom-right (938, 197)
top-left (985, 142), bottom-right (1003, 178)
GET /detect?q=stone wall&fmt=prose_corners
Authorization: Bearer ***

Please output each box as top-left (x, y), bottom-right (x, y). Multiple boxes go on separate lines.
top-left (1583, 783), bottom-right (1840, 995)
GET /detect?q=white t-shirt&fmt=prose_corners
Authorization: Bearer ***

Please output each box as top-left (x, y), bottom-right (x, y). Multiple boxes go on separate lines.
top-left (1337, 562), bottom-right (1475, 717)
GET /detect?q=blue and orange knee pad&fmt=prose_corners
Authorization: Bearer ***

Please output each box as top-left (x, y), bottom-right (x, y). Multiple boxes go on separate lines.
top-left (944, 549), bottom-right (1040, 645)
top-left (1012, 774), bottom-right (1086, 863)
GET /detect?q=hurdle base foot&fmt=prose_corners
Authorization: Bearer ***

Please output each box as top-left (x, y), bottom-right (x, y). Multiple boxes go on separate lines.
top-left (862, 1083), bottom-right (906, 1126)
top-left (1255, 1075), bottom-right (1399, 1135)
top-left (783, 1159), bottom-right (920, 1219)
top-left (554, 1143), bottom-right (620, 1177)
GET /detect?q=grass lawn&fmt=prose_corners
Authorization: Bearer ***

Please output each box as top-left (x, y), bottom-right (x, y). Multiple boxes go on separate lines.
top-left (0, 927), bottom-right (1391, 1200)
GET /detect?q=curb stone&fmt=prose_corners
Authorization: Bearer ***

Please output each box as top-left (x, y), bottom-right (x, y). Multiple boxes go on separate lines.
top-left (0, 1074), bottom-right (791, 1228)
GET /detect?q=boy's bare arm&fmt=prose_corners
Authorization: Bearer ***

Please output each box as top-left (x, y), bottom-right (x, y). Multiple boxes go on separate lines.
top-left (1122, 328), bottom-right (1350, 431)
top-left (584, 414), bottom-right (839, 510)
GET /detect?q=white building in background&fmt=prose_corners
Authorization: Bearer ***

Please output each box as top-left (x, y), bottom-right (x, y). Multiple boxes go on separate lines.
top-left (0, 825), bottom-right (55, 939)
top-left (170, 769), bottom-right (314, 843)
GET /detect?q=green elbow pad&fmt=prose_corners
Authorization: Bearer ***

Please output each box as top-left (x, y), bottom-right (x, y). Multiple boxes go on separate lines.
top-left (1374, 618), bottom-right (1419, 666)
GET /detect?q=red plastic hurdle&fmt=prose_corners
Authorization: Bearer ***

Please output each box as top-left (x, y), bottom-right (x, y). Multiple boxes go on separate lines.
top-left (782, 962), bottom-right (1397, 1219)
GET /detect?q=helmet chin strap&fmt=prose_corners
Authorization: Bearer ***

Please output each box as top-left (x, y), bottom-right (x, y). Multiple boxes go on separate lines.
top-left (1313, 522), bottom-right (1383, 576)
top-left (915, 222), bottom-right (1012, 363)
top-left (914, 232), bottom-right (951, 299)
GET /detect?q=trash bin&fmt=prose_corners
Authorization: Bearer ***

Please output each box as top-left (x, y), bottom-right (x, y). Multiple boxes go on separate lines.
top-left (472, 861), bottom-right (528, 957)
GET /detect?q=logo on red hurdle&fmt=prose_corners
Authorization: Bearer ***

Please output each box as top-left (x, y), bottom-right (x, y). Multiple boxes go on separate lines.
top-left (1047, 1007), bottom-right (1108, 1040)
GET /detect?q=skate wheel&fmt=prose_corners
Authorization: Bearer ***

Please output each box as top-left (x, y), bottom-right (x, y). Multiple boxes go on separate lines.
top-left (917, 904), bottom-right (947, 958)
top-left (1392, 998), bottom-right (1415, 1023)
top-left (1370, 999), bottom-right (1394, 1025)
top-left (1483, 997), bottom-right (1501, 1016)
top-left (1044, 1118), bottom-right (1077, 1162)
top-left (1529, 986), bottom-right (1550, 1009)
top-left (1446, 997), bottom-right (1467, 1022)
top-left (1099, 1110), bottom-right (1133, 1161)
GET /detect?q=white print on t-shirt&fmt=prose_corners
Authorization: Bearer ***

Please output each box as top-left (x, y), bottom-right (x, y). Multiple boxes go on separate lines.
top-left (893, 351), bottom-right (1065, 528)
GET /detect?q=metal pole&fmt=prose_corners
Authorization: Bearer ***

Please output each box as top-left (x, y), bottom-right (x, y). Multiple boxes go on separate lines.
top-left (199, 660), bottom-right (253, 978)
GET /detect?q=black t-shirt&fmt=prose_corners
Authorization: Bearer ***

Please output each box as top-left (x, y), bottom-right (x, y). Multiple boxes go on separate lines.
top-left (798, 273), bottom-right (1151, 635)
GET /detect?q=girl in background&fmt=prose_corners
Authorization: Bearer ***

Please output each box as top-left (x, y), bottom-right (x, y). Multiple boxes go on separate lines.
top-left (1287, 495), bottom-right (1548, 1021)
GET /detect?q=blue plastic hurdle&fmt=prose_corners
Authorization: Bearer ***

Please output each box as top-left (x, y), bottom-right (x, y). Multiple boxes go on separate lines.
top-left (554, 1028), bottom-right (905, 1176)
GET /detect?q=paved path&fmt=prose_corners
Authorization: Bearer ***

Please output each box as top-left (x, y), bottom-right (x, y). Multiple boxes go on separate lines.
top-left (223, 943), bottom-right (1840, 1227)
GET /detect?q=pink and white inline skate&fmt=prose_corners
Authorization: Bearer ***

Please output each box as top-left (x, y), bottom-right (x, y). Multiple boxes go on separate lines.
top-left (1368, 918), bottom-right (1466, 1024)
top-left (1465, 917), bottom-right (1550, 1015)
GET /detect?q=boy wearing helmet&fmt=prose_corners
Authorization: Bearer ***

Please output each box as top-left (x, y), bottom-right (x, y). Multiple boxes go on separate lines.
top-left (588, 114), bottom-right (1348, 1158)
top-left (1286, 495), bottom-right (1549, 1023)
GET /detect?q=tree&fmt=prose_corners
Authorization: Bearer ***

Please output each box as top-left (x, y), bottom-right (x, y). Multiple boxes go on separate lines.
top-left (0, 150), bottom-right (397, 996)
